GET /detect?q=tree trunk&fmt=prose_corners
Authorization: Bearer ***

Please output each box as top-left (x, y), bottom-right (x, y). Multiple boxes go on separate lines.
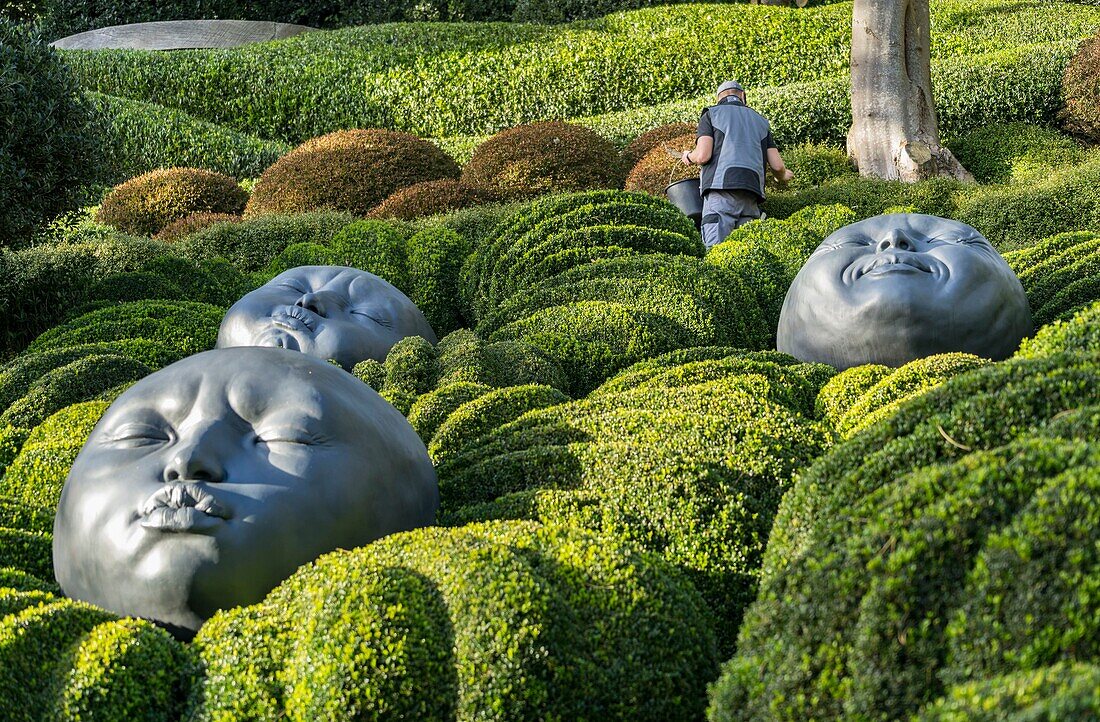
top-left (848, 0), bottom-right (973, 182)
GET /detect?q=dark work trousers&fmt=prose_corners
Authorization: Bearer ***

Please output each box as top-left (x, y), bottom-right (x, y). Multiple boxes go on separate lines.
top-left (701, 189), bottom-right (763, 249)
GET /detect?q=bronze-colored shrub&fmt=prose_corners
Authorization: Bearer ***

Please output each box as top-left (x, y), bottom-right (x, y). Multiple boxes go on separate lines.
top-left (368, 179), bottom-right (496, 221)
top-left (153, 212), bottom-right (240, 243)
top-left (622, 122), bottom-right (695, 168)
top-left (624, 133), bottom-right (700, 197)
top-left (1061, 33), bottom-right (1100, 141)
top-left (461, 121), bottom-right (623, 200)
top-left (245, 129), bottom-right (461, 218)
top-left (95, 168), bottom-right (248, 236)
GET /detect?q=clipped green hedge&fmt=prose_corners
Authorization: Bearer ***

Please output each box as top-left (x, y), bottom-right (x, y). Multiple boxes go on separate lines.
top-left (913, 664), bottom-right (1100, 721)
top-left (406, 226), bottom-right (472, 335)
top-left (428, 384), bottom-right (569, 464)
top-left (26, 300), bottom-right (223, 356)
top-left (90, 92), bottom-right (289, 184)
top-left (407, 381), bottom-right (492, 444)
top-left (1, 401), bottom-right (109, 510)
top-left (815, 363), bottom-right (892, 428)
top-left (382, 335), bottom-right (440, 399)
top-left (435, 329), bottom-right (569, 391)
top-left (436, 356), bottom-right (830, 651)
top-left (177, 210), bottom-right (356, 272)
top-left (1005, 230), bottom-right (1100, 325)
top-left (0, 496), bottom-right (54, 535)
top-left (946, 121), bottom-right (1086, 185)
top-left (0, 567), bottom-right (58, 594)
top-left (95, 167), bottom-right (249, 237)
top-left (189, 521), bottom-right (719, 721)
top-left (1016, 300), bottom-right (1100, 359)
top-left (712, 352), bottom-right (1100, 722)
top-left (834, 353), bottom-right (990, 439)
top-left (0, 527), bottom-right (52, 580)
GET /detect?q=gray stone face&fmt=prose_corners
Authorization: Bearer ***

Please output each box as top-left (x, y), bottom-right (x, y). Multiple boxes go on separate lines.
top-left (217, 266), bottom-right (438, 371)
top-left (777, 214), bottom-right (1033, 369)
top-left (53, 347), bottom-right (439, 637)
top-left (51, 20), bottom-right (316, 51)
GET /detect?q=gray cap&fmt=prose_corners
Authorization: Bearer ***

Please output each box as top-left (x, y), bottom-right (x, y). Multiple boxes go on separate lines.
top-left (716, 80), bottom-right (744, 96)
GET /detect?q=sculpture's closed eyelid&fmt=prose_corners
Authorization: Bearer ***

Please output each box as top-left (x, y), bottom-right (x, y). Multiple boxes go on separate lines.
top-left (106, 421), bottom-right (171, 444)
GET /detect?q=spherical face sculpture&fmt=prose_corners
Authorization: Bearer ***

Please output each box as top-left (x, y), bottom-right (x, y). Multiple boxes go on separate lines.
top-left (53, 347), bottom-right (439, 637)
top-left (777, 214), bottom-right (1033, 369)
top-left (217, 266), bottom-right (438, 369)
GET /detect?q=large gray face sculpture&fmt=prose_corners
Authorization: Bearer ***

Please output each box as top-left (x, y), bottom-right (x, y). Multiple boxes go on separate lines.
top-left (53, 347), bottom-right (439, 637)
top-left (777, 214), bottom-right (1032, 369)
top-left (217, 266), bottom-right (438, 370)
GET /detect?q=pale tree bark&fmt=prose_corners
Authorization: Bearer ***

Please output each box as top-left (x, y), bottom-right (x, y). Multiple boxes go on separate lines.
top-left (848, 0), bottom-right (973, 182)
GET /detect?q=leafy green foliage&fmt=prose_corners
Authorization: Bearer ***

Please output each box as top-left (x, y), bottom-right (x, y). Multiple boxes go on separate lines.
top-left (0, 527), bottom-right (53, 580)
top-left (428, 384), bottom-right (569, 463)
top-left (245, 129), bottom-right (460, 218)
top-left (407, 381), bottom-right (492, 444)
top-left (369, 179), bottom-right (496, 221)
top-left (914, 664), bottom-right (1100, 721)
top-left (0, 20), bottom-right (99, 242)
top-left (1005, 231), bottom-right (1100, 325)
top-left (814, 363), bottom-right (891, 428)
top-left (1017, 300), bottom-right (1100, 359)
top-left (406, 226), bottom-right (473, 334)
top-left (177, 211), bottom-right (356, 272)
top-left (946, 122), bottom-right (1086, 184)
top-left (188, 521), bottom-right (719, 721)
top-left (95, 167), bottom-right (248, 236)
top-left (713, 353), bottom-right (1100, 722)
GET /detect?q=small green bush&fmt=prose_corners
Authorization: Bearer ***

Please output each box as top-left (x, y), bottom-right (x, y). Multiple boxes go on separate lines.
top-left (189, 521), bottom-right (719, 721)
top-left (815, 363), bottom-right (892, 428)
top-left (428, 384), bottom-right (569, 464)
top-left (1061, 32), bottom-right (1100, 140)
top-left (461, 122), bottom-right (624, 200)
top-left (0, 355), bottom-right (150, 430)
top-left (91, 91), bottom-right (289, 184)
top-left (946, 122), bottom-right (1086, 184)
top-left (177, 211), bottom-right (356, 273)
top-left (1005, 230), bottom-right (1100, 325)
top-left (406, 226), bottom-right (472, 335)
top-left (0, 599), bottom-right (116, 722)
top-left (0, 567), bottom-right (58, 594)
top-left (435, 330), bottom-right (569, 391)
top-left (914, 664), bottom-right (1100, 721)
top-left (0, 20), bottom-right (99, 242)
top-left (369, 179), bottom-right (496, 221)
top-left (325, 219), bottom-right (413, 292)
top-left (245, 129), bottom-right (460, 218)
top-left (382, 335), bottom-right (440, 399)
top-left (1016, 300), bottom-right (1100, 359)
top-left (53, 617), bottom-right (192, 722)
top-left (351, 358), bottom-right (386, 390)
top-left (714, 352), bottom-right (1100, 722)
top-left (835, 353), bottom-right (991, 439)
top-left (0, 401), bottom-right (109, 510)
top-left (407, 382), bottom-right (492, 443)
top-left (0, 496), bottom-right (53, 535)
top-left (95, 167), bottom-right (249, 237)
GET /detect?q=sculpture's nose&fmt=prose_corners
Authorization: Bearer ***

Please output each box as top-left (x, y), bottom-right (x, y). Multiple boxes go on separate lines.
top-left (295, 290), bottom-right (343, 318)
top-left (877, 230), bottom-right (915, 253)
top-left (163, 429), bottom-right (226, 484)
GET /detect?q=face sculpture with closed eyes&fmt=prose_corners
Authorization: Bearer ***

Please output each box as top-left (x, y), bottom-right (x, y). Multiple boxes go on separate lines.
top-left (52, 347), bottom-right (439, 637)
top-left (216, 266), bottom-right (438, 369)
top-left (777, 214), bottom-right (1033, 369)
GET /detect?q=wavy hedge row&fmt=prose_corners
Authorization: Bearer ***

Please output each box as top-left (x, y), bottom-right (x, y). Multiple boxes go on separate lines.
top-left (711, 352), bottom-right (1100, 721)
top-left (189, 521), bottom-right (719, 721)
top-left (1005, 230), bottom-right (1100, 326)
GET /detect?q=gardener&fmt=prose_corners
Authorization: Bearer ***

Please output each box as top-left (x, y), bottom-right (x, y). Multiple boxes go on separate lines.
top-left (681, 80), bottom-right (794, 248)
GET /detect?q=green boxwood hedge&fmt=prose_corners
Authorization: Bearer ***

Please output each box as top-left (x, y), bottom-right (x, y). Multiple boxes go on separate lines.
top-left (177, 211), bottom-right (356, 273)
top-left (407, 381), bottom-right (492, 444)
top-left (712, 352), bottom-right (1100, 722)
top-left (0, 496), bottom-right (54, 535)
top-left (406, 226), bottom-right (472, 335)
top-left (0, 567), bottom-right (58, 594)
top-left (814, 363), bottom-right (892, 428)
top-left (1005, 230), bottom-right (1100, 325)
top-left (189, 521), bottom-right (719, 721)
top-left (946, 121), bottom-right (1087, 185)
top-left (1016, 300), bottom-right (1100, 359)
top-left (0, 527), bottom-right (52, 580)
top-left (435, 329), bottom-right (568, 391)
top-left (913, 664), bottom-right (1100, 721)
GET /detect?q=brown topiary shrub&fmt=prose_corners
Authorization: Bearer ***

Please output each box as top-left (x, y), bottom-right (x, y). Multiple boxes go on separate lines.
top-left (461, 121), bottom-right (624, 200)
top-left (153, 212), bottom-right (240, 242)
top-left (624, 133), bottom-right (700, 197)
top-left (245, 129), bottom-right (461, 218)
top-left (95, 168), bottom-right (248, 236)
top-left (368, 179), bottom-right (496, 221)
top-left (1061, 33), bottom-right (1100, 141)
top-left (622, 122), bottom-right (696, 168)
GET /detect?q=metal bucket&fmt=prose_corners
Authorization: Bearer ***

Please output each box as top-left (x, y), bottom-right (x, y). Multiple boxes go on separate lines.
top-left (665, 178), bottom-right (702, 229)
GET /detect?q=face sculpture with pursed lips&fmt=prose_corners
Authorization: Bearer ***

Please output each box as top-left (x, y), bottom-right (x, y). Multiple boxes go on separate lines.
top-left (216, 265), bottom-right (438, 370)
top-left (777, 214), bottom-right (1033, 369)
top-left (52, 347), bottom-right (439, 637)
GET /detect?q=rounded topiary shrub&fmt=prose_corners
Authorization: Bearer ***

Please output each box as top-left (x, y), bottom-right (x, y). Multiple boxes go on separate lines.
top-left (622, 122), bottom-right (696, 168)
top-left (1016, 300), bottom-right (1100, 359)
top-left (1061, 32), bottom-right (1100, 141)
top-left (624, 133), bottom-right (699, 197)
top-left (0, 20), bottom-right (99, 242)
top-left (461, 121), bottom-right (623, 200)
top-left (95, 168), bottom-right (248, 237)
top-left (189, 521), bottom-right (719, 722)
top-left (245, 129), bottom-right (461, 218)
top-left (369, 179), bottom-right (496, 220)
top-left (153, 212), bottom-right (241, 243)
top-left (913, 664), bottom-right (1100, 721)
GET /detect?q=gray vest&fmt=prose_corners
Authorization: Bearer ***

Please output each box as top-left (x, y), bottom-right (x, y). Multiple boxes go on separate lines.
top-left (699, 99), bottom-right (771, 199)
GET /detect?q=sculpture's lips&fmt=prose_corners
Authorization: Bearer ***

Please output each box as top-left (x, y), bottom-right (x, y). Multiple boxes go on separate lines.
top-left (271, 306), bottom-right (317, 334)
top-left (140, 483), bottom-right (232, 534)
top-left (854, 252), bottom-right (938, 280)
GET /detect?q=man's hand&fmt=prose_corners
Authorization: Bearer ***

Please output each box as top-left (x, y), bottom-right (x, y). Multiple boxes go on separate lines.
top-left (775, 167), bottom-right (794, 185)
top-left (680, 150), bottom-right (692, 166)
